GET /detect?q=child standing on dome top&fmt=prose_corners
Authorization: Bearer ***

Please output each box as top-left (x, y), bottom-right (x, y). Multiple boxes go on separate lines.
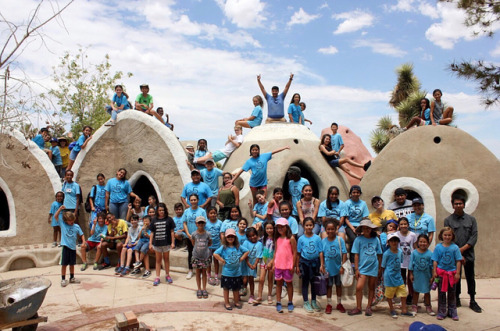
top-left (288, 93), bottom-right (302, 124)
top-left (257, 73), bottom-right (294, 123)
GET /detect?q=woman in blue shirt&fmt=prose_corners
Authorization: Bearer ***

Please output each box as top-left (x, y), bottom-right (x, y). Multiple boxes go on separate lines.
top-left (105, 85), bottom-right (130, 126)
top-left (105, 168), bottom-right (138, 220)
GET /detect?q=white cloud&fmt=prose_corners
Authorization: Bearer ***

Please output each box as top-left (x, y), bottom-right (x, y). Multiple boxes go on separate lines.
top-left (385, 0), bottom-right (438, 19)
top-left (386, 0), bottom-right (415, 12)
top-left (333, 10), bottom-right (374, 34)
top-left (418, 2), bottom-right (439, 19)
top-left (318, 46), bottom-right (338, 55)
top-left (215, 0), bottom-right (267, 29)
top-left (352, 39), bottom-right (407, 57)
top-left (491, 42), bottom-right (500, 57)
top-left (287, 8), bottom-right (320, 27)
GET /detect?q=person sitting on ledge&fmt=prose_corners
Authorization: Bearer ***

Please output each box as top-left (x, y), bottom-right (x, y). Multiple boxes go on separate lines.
top-left (134, 84), bottom-right (165, 124)
top-left (195, 126), bottom-right (244, 165)
top-left (157, 107), bottom-right (174, 130)
top-left (257, 73), bottom-right (294, 123)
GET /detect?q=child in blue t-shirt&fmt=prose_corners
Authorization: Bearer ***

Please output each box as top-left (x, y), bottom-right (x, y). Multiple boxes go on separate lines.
top-left (205, 207), bottom-right (222, 286)
top-left (256, 221), bottom-right (275, 305)
top-left (320, 219), bottom-right (347, 314)
top-left (133, 216), bottom-right (152, 278)
top-left (409, 234), bottom-right (435, 316)
top-left (349, 219), bottom-right (382, 316)
top-left (297, 217), bottom-right (323, 313)
top-left (80, 212), bottom-right (107, 271)
top-left (54, 206), bottom-right (85, 287)
top-left (213, 228), bottom-right (249, 310)
top-left (279, 201), bottom-right (298, 236)
top-left (173, 203), bottom-right (186, 248)
top-left (250, 190), bottom-right (268, 232)
top-left (67, 125), bottom-right (92, 171)
top-left (344, 186), bottom-right (369, 247)
top-left (242, 227), bottom-right (263, 304)
top-left (381, 234), bottom-right (413, 318)
top-left (432, 227), bottom-right (462, 321)
top-left (48, 191), bottom-right (64, 247)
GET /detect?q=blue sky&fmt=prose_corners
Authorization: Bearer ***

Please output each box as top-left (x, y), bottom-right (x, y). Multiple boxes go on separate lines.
top-left (4, 0), bottom-right (500, 157)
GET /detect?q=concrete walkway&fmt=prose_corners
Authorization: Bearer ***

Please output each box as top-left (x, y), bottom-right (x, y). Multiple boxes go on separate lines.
top-left (1, 265), bottom-right (499, 330)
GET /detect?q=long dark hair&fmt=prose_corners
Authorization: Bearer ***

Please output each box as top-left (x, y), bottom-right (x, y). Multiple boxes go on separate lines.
top-left (157, 202), bottom-right (169, 218)
top-left (289, 93), bottom-right (301, 104)
top-left (326, 186), bottom-right (340, 210)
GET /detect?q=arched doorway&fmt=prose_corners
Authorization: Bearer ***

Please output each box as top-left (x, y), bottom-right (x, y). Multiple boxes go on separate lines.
top-left (128, 171), bottom-right (162, 206)
top-left (0, 188), bottom-right (9, 231)
top-left (0, 177), bottom-right (16, 237)
top-left (281, 162), bottom-right (320, 202)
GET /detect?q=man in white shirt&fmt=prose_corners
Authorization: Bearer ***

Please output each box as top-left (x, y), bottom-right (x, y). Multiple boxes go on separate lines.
top-left (194, 126), bottom-right (244, 164)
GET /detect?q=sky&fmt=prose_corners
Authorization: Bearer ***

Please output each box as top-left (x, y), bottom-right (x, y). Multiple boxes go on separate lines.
top-left (3, 0), bottom-right (500, 158)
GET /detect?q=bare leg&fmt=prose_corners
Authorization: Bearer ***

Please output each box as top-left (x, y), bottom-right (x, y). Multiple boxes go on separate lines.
top-left (163, 251), bottom-right (170, 275)
top-left (276, 279), bottom-right (284, 303)
top-left (125, 248), bottom-right (133, 267)
top-left (367, 276), bottom-right (377, 307)
top-left (249, 276), bottom-right (255, 297)
top-left (223, 289), bottom-right (230, 307)
top-left (196, 152), bottom-right (214, 164)
top-left (120, 247), bottom-right (127, 266)
top-left (196, 269), bottom-right (202, 290)
top-left (95, 245), bottom-right (102, 263)
top-left (401, 296), bottom-right (409, 313)
top-left (286, 281), bottom-right (294, 302)
top-left (257, 268), bottom-right (266, 300)
top-left (155, 251), bottom-right (162, 277)
top-left (439, 107), bottom-right (454, 125)
top-left (80, 245), bottom-right (87, 263)
top-left (235, 120), bottom-right (251, 128)
top-left (233, 290), bottom-right (241, 306)
top-left (388, 297), bottom-right (394, 311)
top-left (405, 117), bottom-right (424, 129)
top-left (355, 275), bottom-right (366, 309)
top-left (201, 268), bottom-right (208, 291)
top-left (339, 163), bottom-right (363, 180)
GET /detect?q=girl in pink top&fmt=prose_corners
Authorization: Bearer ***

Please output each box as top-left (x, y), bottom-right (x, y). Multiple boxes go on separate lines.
top-left (272, 218), bottom-right (297, 313)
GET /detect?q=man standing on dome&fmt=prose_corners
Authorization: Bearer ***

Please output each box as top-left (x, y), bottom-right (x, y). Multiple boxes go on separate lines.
top-left (257, 74), bottom-right (294, 123)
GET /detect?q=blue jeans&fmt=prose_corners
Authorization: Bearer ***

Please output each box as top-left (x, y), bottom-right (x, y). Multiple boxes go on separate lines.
top-left (297, 223), bottom-right (321, 237)
top-left (109, 202), bottom-right (128, 220)
top-left (106, 105), bottom-right (124, 121)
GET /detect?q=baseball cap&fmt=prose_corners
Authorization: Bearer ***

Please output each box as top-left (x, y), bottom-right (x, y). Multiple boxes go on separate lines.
top-left (50, 137), bottom-right (58, 143)
top-left (191, 169), bottom-right (200, 175)
top-left (412, 198), bottom-right (424, 205)
top-left (387, 233), bottom-right (400, 242)
top-left (196, 216), bottom-right (206, 223)
top-left (276, 218), bottom-right (289, 226)
top-left (225, 228), bottom-right (236, 237)
top-left (205, 158), bottom-right (215, 164)
top-left (395, 188), bottom-right (406, 196)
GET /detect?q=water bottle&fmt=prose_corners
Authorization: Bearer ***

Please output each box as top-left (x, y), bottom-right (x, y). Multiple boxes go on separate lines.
top-left (431, 277), bottom-right (440, 291)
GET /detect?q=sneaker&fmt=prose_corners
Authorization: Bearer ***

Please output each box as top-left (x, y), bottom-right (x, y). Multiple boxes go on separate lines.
top-left (303, 301), bottom-right (314, 313)
top-left (336, 303), bottom-right (346, 313)
top-left (215, 277), bottom-right (220, 286)
top-left (365, 307), bottom-right (372, 316)
top-left (142, 270), bottom-right (152, 278)
top-left (52, 242), bottom-right (57, 247)
top-left (115, 266), bottom-right (124, 275)
top-left (93, 263), bottom-right (99, 270)
top-left (153, 278), bottom-right (160, 286)
top-left (130, 268), bottom-right (140, 275)
top-left (363, 160), bottom-right (372, 171)
top-left (133, 261), bottom-right (142, 269)
top-left (452, 315), bottom-right (459, 321)
top-left (470, 301), bottom-right (482, 313)
top-left (120, 267), bottom-right (130, 277)
top-left (426, 306), bottom-right (436, 316)
top-left (276, 302), bottom-right (283, 313)
top-left (57, 242), bottom-right (61, 247)
top-left (104, 120), bottom-right (115, 126)
top-left (311, 300), bottom-right (321, 312)
top-left (69, 278), bottom-right (80, 284)
top-left (248, 296), bottom-right (255, 304)
top-left (208, 277), bottom-right (216, 286)
top-left (411, 304), bottom-right (418, 316)
top-left (401, 312), bottom-right (414, 317)
top-left (436, 314), bottom-right (445, 320)
top-left (240, 287), bottom-right (248, 296)
top-left (390, 310), bottom-right (398, 319)
top-left (348, 308), bottom-right (362, 316)
top-left (80, 263), bottom-right (87, 271)
top-left (325, 304), bottom-right (333, 314)
top-left (287, 302), bottom-right (294, 312)
top-left (61, 279), bottom-right (68, 287)
top-left (166, 275), bottom-right (173, 284)
top-left (98, 262), bottom-right (111, 270)
top-left (186, 270), bottom-right (193, 280)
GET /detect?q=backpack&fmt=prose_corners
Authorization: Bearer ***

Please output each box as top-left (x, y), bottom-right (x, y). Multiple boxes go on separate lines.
top-left (84, 185), bottom-right (96, 213)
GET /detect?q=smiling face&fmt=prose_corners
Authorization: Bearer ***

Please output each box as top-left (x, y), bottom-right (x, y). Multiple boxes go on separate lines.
top-left (293, 93), bottom-right (300, 104)
top-left (230, 208), bottom-right (240, 220)
top-left (226, 235), bottom-right (235, 245)
top-left (189, 195), bottom-right (199, 208)
top-left (97, 215), bottom-right (105, 226)
top-left (417, 237), bottom-right (429, 251)
top-left (325, 223), bottom-right (337, 239)
top-left (442, 230), bottom-right (453, 244)
top-left (97, 175), bottom-right (105, 186)
top-left (64, 171), bottom-right (74, 183)
top-left (198, 140), bottom-right (207, 151)
top-left (331, 124), bottom-right (338, 134)
top-left (191, 172), bottom-right (201, 184)
top-left (361, 226), bottom-right (372, 238)
top-left (323, 135), bottom-right (331, 146)
top-left (248, 231), bottom-right (258, 243)
top-left (196, 221), bottom-right (205, 230)
top-left (265, 223), bottom-right (274, 237)
top-left (83, 127), bottom-right (92, 136)
top-left (399, 219), bottom-right (409, 234)
top-left (208, 209), bottom-right (217, 221)
top-left (133, 198), bottom-right (142, 208)
top-left (302, 186), bottom-right (313, 199)
top-left (238, 220), bottom-right (247, 232)
top-left (279, 204), bottom-right (290, 218)
top-left (372, 198), bottom-right (383, 209)
top-left (131, 217), bottom-right (139, 227)
top-left (420, 99), bottom-right (428, 110)
top-left (350, 189), bottom-right (361, 201)
top-left (413, 203), bottom-right (424, 215)
top-left (328, 188), bottom-right (339, 202)
top-left (271, 88), bottom-right (279, 98)
top-left (274, 190), bottom-right (283, 201)
top-left (277, 224), bottom-right (287, 236)
top-left (116, 169), bottom-right (126, 180)
top-left (56, 192), bottom-right (64, 203)
top-left (395, 193), bottom-right (406, 205)
top-left (433, 90), bottom-right (442, 101)
top-left (223, 173), bottom-right (232, 185)
top-left (115, 86), bottom-right (123, 95)
top-left (250, 146), bottom-right (260, 158)
top-left (256, 194), bottom-right (266, 204)
top-left (388, 238), bottom-right (399, 250)
top-left (175, 206), bottom-right (183, 217)
top-left (252, 97), bottom-right (259, 107)
top-left (304, 220), bottom-right (314, 235)
top-left (148, 208), bottom-right (156, 218)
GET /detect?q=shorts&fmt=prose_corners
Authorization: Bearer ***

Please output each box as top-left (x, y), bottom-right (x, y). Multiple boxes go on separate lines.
top-left (275, 268), bottom-right (293, 282)
top-left (134, 240), bottom-right (150, 254)
top-left (221, 275), bottom-right (243, 291)
top-left (209, 248), bottom-right (217, 259)
top-left (60, 246), bottom-right (76, 266)
top-left (328, 274), bottom-right (342, 287)
top-left (153, 245), bottom-right (171, 253)
top-left (125, 243), bottom-right (136, 250)
top-left (175, 230), bottom-right (187, 239)
top-left (106, 239), bottom-right (124, 249)
top-left (212, 150), bottom-right (227, 163)
top-left (247, 119), bottom-right (261, 128)
top-left (250, 185), bottom-right (267, 191)
top-left (328, 159), bottom-right (340, 168)
top-left (192, 257), bottom-right (211, 269)
top-left (69, 148), bottom-right (79, 161)
top-left (85, 241), bottom-right (100, 251)
top-left (385, 284), bottom-right (408, 299)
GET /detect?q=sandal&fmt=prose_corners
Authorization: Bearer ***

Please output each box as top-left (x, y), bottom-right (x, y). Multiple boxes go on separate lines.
top-left (202, 290), bottom-right (208, 299)
top-left (224, 304), bottom-right (233, 310)
top-left (234, 303), bottom-right (242, 309)
top-left (267, 296), bottom-right (273, 304)
top-left (253, 297), bottom-right (262, 306)
top-left (197, 290), bottom-right (203, 299)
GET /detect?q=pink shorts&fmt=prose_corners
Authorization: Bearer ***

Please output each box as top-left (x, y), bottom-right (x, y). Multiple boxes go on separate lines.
top-left (275, 268), bottom-right (293, 282)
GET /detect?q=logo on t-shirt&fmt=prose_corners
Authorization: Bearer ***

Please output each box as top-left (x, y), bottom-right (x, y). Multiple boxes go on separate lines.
top-left (256, 161), bottom-right (264, 169)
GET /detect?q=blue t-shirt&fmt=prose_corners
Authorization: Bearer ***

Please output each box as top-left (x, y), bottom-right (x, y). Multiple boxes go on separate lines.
top-left (50, 146), bottom-right (62, 166)
top-left (287, 103), bottom-right (302, 123)
top-left (242, 152), bottom-right (272, 187)
top-left (105, 178), bottom-right (132, 204)
top-left (409, 249), bottom-right (433, 293)
top-left (288, 177), bottom-right (310, 215)
top-left (206, 220), bottom-right (223, 249)
top-left (382, 249), bottom-right (404, 287)
top-left (49, 201), bottom-right (63, 227)
top-left (59, 221), bottom-right (83, 251)
top-left (241, 240), bottom-right (263, 276)
top-left (236, 231), bottom-right (247, 246)
top-left (253, 202), bottom-right (268, 224)
top-left (62, 182), bottom-right (80, 210)
top-left (181, 207), bottom-right (207, 235)
top-left (265, 92), bottom-right (285, 119)
top-left (300, 110), bottom-right (305, 124)
top-left (214, 245), bottom-right (249, 277)
top-left (89, 184), bottom-right (106, 210)
top-left (297, 234), bottom-right (322, 260)
top-left (249, 106), bottom-right (263, 126)
top-left (431, 243), bottom-right (462, 271)
top-left (138, 227), bottom-right (151, 243)
top-left (200, 168), bottom-right (223, 196)
top-left (112, 93), bottom-right (130, 109)
top-left (407, 213), bottom-right (436, 236)
top-left (220, 219), bottom-right (239, 234)
top-left (88, 222), bottom-right (108, 243)
top-left (322, 236), bottom-right (347, 276)
top-left (331, 133), bottom-right (344, 152)
top-left (73, 134), bottom-right (88, 153)
top-left (173, 216), bottom-right (186, 238)
top-left (317, 200), bottom-right (347, 220)
top-left (288, 216), bottom-right (298, 235)
top-left (181, 182), bottom-right (212, 207)
top-left (345, 199), bottom-right (369, 227)
top-left (351, 236), bottom-right (382, 277)
top-left (33, 134), bottom-right (45, 149)
top-left (194, 150), bottom-right (208, 170)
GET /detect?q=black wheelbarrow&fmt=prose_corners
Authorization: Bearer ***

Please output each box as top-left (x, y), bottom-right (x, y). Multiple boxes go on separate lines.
top-left (0, 277), bottom-right (51, 331)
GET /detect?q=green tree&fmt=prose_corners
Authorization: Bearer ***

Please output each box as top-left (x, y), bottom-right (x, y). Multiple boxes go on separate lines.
top-left (49, 49), bottom-right (132, 137)
top-left (441, 0), bottom-right (500, 107)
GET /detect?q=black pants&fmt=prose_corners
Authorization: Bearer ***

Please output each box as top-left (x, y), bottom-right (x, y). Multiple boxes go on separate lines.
top-left (456, 260), bottom-right (476, 300)
top-left (186, 238), bottom-right (193, 270)
top-left (345, 226), bottom-right (357, 262)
